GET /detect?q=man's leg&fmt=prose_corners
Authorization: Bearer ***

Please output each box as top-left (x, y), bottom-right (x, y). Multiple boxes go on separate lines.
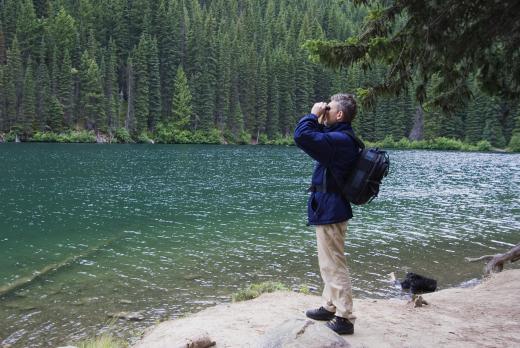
top-left (315, 221), bottom-right (355, 321)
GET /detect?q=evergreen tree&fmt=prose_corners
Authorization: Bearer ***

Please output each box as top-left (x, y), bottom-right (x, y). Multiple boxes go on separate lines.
top-left (15, 0), bottom-right (39, 61)
top-left (79, 50), bottom-right (105, 131)
top-left (0, 65), bottom-right (5, 131)
top-left (147, 37), bottom-right (161, 131)
top-left (255, 58), bottom-right (268, 140)
top-left (57, 48), bottom-right (73, 127)
top-left (0, 20), bottom-right (7, 65)
top-left (125, 56), bottom-right (136, 133)
top-left (20, 57), bottom-right (36, 134)
top-left (171, 65), bottom-right (192, 130)
top-left (133, 36), bottom-right (149, 133)
top-left (483, 110), bottom-right (506, 147)
top-left (46, 95), bottom-right (64, 132)
top-left (5, 36), bottom-right (23, 130)
top-left (215, 31), bottom-right (231, 130)
top-left (46, 7), bottom-right (77, 56)
top-left (266, 74), bottom-right (280, 138)
top-left (229, 101), bottom-right (244, 136)
top-left (103, 39), bottom-right (119, 131)
top-left (35, 48), bottom-right (50, 130)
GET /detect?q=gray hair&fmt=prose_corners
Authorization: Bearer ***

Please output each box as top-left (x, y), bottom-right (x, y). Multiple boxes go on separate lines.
top-left (330, 93), bottom-right (357, 123)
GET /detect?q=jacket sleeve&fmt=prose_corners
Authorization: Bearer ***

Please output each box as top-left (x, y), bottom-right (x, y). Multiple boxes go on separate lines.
top-left (293, 114), bottom-right (334, 166)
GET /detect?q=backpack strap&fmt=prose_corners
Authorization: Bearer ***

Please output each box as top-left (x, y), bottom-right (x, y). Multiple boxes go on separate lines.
top-left (342, 129), bottom-right (365, 150)
top-left (310, 130), bottom-right (362, 195)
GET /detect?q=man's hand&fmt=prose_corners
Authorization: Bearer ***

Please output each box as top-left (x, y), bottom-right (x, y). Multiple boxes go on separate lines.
top-left (311, 102), bottom-right (328, 125)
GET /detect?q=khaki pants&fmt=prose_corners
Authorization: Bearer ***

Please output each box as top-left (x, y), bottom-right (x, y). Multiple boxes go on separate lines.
top-left (316, 221), bottom-right (355, 320)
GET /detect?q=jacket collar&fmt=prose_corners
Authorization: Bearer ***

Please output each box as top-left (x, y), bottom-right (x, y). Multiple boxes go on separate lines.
top-left (324, 122), bottom-right (352, 133)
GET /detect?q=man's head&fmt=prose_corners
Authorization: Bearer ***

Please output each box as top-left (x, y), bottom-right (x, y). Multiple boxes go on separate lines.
top-left (323, 93), bottom-right (357, 126)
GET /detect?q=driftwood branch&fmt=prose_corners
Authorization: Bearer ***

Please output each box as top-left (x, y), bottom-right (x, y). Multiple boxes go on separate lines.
top-left (465, 243), bottom-right (520, 274)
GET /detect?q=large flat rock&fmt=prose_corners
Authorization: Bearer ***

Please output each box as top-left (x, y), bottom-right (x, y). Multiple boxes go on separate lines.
top-left (135, 269), bottom-right (520, 348)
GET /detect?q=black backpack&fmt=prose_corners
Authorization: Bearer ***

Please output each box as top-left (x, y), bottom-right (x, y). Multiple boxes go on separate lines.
top-left (336, 130), bottom-right (390, 205)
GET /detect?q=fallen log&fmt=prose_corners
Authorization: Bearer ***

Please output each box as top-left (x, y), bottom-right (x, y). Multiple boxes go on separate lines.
top-left (465, 243), bottom-right (520, 274)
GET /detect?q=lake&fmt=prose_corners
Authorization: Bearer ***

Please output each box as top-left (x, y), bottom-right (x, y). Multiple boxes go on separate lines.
top-left (0, 144), bottom-right (519, 347)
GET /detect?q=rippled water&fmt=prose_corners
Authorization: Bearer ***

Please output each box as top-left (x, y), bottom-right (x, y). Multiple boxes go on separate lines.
top-left (0, 144), bottom-right (519, 347)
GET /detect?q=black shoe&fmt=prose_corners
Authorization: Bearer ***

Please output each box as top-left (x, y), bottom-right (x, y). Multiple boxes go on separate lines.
top-left (305, 306), bottom-right (335, 321)
top-left (326, 316), bottom-right (354, 335)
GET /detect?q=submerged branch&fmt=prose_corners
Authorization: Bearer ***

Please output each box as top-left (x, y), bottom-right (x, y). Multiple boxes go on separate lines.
top-left (466, 243), bottom-right (520, 274)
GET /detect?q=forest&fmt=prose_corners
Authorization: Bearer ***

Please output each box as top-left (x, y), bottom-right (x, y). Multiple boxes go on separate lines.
top-left (0, 0), bottom-right (518, 148)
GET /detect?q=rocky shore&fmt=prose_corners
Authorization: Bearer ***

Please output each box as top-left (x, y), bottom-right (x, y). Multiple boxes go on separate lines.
top-left (134, 269), bottom-right (520, 348)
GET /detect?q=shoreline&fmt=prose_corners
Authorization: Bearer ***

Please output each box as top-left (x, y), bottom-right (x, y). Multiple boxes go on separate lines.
top-left (134, 269), bottom-right (520, 348)
top-left (1, 130), bottom-right (518, 152)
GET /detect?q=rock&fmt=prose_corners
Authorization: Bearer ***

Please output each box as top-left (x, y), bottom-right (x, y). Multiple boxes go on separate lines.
top-left (96, 133), bottom-right (108, 143)
top-left (108, 311), bottom-right (145, 321)
top-left (257, 318), bottom-right (351, 348)
top-left (413, 295), bottom-right (428, 308)
top-left (119, 299), bottom-right (133, 304)
top-left (184, 332), bottom-right (215, 348)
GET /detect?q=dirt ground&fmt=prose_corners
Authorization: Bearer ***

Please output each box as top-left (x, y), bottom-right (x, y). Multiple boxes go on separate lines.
top-left (135, 269), bottom-right (520, 348)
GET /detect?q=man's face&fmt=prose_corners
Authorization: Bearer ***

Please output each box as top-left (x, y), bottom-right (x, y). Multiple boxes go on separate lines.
top-left (323, 101), bottom-right (342, 126)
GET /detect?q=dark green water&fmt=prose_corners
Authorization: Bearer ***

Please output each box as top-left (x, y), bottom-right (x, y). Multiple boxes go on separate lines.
top-left (0, 144), bottom-right (519, 347)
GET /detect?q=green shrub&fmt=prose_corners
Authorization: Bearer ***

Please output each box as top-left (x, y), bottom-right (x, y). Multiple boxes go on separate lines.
top-left (475, 140), bottom-right (492, 151)
top-left (67, 130), bottom-right (96, 143)
top-left (298, 284), bottom-right (311, 295)
top-left (114, 128), bottom-right (133, 143)
top-left (5, 131), bottom-right (18, 142)
top-left (237, 131), bottom-right (252, 145)
top-left (172, 129), bottom-right (192, 143)
top-left (271, 135), bottom-right (294, 146)
top-left (232, 281), bottom-right (288, 302)
top-left (137, 132), bottom-right (153, 144)
top-left (257, 133), bottom-right (270, 145)
top-left (154, 123), bottom-right (175, 143)
top-left (380, 135), bottom-right (397, 148)
top-left (430, 137), bottom-right (464, 150)
top-left (508, 134), bottom-right (520, 152)
top-left (190, 129), bottom-right (222, 144)
top-left (31, 131), bottom-right (60, 142)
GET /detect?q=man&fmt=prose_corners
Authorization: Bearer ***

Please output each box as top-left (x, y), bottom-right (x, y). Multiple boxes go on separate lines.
top-left (293, 93), bottom-right (359, 335)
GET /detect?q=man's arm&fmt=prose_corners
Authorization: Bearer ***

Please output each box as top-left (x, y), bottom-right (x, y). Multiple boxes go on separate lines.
top-left (293, 103), bottom-right (334, 166)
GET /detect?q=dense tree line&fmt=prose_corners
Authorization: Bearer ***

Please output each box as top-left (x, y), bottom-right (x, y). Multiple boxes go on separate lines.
top-left (0, 0), bottom-right (518, 146)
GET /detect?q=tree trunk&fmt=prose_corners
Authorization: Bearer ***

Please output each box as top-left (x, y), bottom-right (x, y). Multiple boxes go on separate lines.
top-left (465, 243), bottom-right (520, 274)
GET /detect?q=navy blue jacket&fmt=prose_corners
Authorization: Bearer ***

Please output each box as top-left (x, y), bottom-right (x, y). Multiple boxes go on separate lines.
top-left (293, 114), bottom-right (359, 225)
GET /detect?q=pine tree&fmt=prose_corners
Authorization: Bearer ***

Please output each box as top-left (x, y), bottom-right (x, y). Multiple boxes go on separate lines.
top-left (147, 37), bottom-right (161, 131)
top-left (171, 65), bottom-right (192, 130)
top-left (0, 20), bottom-right (7, 65)
top-left (103, 39), bottom-right (119, 131)
top-left (267, 74), bottom-right (280, 138)
top-left (5, 36), bottom-right (23, 130)
top-left (255, 58), bottom-right (268, 140)
top-left (215, 31), bottom-right (231, 130)
top-left (229, 100), bottom-right (244, 136)
top-left (133, 36), bottom-right (149, 133)
top-left (35, 48), bottom-right (50, 131)
top-left (157, 0), bottom-right (183, 122)
top-left (15, 0), bottom-right (39, 61)
top-left (58, 49), bottom-right (73, 127)
top-left (46, 95), bottom-right (64, 132)
top-left (125, 56), bottom-right (136, 134)
top-left (483, 111), bottom-right (506, 147)
top-left (20, 57), bottom-right (36, 134)
top-left (46, 8), bottom-right (77, 58)
top-left (0, 65), bottom-right (5, 131)
top-left (79, 50), bottom-right (105, 131)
